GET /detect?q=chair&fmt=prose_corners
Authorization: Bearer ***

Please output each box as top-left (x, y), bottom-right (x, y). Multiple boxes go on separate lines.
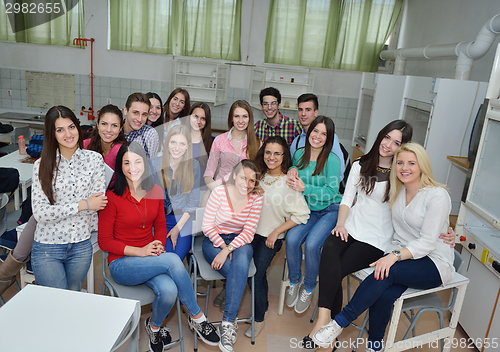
top-left (0, 126), bottom-right (30, 154)
top-left (101, 251), bottom-right (184, 352)
top-left (0, 193), bottom-right (10, 238)
top-left (400, 250), bottom-right (465, 350)
top-left (347, 249), bottom-right (468, 352)
top-left (189, 207), bottom-right (257, 351)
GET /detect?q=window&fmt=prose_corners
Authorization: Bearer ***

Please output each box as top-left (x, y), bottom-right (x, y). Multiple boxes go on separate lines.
top-left (265, 0), bottom-right (403, 71)
top-left (0, 1), bottom-right (84, 47)
top-left (109, 0), bottom-right (241, 61)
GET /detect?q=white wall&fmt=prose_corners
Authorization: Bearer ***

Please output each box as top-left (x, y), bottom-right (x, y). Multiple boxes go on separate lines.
top-left (399, 0), bottom-right (500, 82)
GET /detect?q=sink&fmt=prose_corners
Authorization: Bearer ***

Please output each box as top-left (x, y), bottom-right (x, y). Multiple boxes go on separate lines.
top-left (0, 112), bottom-right (44, 121)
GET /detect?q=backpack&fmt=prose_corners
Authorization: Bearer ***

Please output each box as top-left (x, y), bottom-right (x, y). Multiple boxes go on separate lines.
top-left (0, 167), bottom-right (20, 194)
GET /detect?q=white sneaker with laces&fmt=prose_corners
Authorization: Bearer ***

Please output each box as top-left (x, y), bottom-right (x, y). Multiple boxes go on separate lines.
top-left (312, 319), bottom-right (343, 348)
top-left (218, 323), bottom-right (237, 352)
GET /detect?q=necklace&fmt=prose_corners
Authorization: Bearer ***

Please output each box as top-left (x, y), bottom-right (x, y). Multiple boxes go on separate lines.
top-left (132, 197), bottom-right (147, 229)
top-left (262, 172), bottom-right (284, 186)
top-left (376, 166), bottom-right (391, 173)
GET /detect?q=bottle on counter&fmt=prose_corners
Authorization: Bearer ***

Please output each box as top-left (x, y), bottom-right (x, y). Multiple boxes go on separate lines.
top-left (18, 135), bottom-right (26, 155)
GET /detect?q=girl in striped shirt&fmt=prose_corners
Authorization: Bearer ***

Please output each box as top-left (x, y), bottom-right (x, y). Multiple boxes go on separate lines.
top-left (202, 160), bottom-right (263, 352)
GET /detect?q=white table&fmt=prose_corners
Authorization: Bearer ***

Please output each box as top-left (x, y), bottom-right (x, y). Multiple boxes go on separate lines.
top-left (0, 151), bottom-right (34, 209)
top-left (0, 285), bottom-right (141, 352)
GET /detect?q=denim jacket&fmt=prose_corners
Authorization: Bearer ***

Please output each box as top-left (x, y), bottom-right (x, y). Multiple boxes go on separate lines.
top-left (151, 157), bottom-right (200, 216)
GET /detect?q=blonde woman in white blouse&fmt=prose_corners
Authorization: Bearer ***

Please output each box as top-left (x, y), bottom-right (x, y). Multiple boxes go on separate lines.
top-left (312, 143), bottom-right (454, 351)
top-left (248, 136), bottom-right (310, 337)
top-left (30, 106), bottom-right (107, 291)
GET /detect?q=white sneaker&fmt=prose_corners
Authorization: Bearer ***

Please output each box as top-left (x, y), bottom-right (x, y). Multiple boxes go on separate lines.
top-left (294, 286), bottom-right (314, 314)
top-left (218, 323), bottom-right (237, 352)
top-left (312, 319), bottom-right (343, 348)
top-left (286, 281), bottom-right (302, 307)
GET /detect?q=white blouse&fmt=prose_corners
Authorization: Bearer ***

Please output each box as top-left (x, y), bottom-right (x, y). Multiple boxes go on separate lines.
top-left (256, 175), bottom-right (310, 239)
top-left (341, 161), bottom-right (394, 252)
top-left (390, 186), bottom-right (455, 284)
top-left (32, 148), bottom-right (106, 244)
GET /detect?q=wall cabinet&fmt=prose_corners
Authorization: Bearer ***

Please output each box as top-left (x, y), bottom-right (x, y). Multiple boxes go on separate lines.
top-left (173, 60), bottom-right (229, 106)
top-left (249, 67), bottom-right (314, 111)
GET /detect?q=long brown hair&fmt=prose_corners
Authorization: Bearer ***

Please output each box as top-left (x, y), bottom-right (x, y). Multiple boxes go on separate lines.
top-left (160, 124), bottom-right (194, 194)
top-left (358, 120), bottom-right (413, 202)
top-left (188, 102), bottom-right (213, 156)
top-left (227, 100), bottom-right (260, 160)
top-left (296, 116), bottom-right (334, 176)
top-left (163, 88), bottom-right (190, 122)
top-left (86, 104), bottom-right (126, 156)
top-left (254, 135), bottom-right (291, 175)
top-left (39, 106), bottom-right (83, 205)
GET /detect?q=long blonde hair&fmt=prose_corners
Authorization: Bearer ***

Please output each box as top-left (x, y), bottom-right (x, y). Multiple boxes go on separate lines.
top-left (389, 143), bottom-right (445, 207)
top-left (160, 124), bottom-right (194, 194)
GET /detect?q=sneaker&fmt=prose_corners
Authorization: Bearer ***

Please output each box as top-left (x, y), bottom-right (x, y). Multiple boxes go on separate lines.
top-left (302, 335), bottom-right (318, 349)
top-left (218, 323), bottom-right (237, 352)
top-left (145, 317), bottom-right (165, 352)
top-left (213, 287), bottom-right (225, 307)
top-left (286, 281), bottom-right (302, 307)
top-left (295, 286), bottom-right (314, 314)
top-left (244, 320), bottom-right (265, 338)
top-left (159, 326), bottom-right (172, 345)
top-left (188, 316), bottom-right (220, 346)
top-left (312, 320), bottom-right (343, 348)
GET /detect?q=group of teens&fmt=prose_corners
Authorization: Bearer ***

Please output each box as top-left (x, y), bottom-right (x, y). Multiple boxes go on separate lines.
top-left (0, 86), bottom-right (457, 352)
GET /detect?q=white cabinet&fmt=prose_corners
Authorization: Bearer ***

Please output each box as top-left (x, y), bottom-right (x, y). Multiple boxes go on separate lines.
top-left (173, 60), bottom-right (229, 106)
top-left (249, 67), bottom-right (314, 111)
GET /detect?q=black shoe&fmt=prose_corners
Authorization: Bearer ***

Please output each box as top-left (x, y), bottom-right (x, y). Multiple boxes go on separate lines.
top-left (188, 316), bottom-right (220, 346)
top-left (303, 335), bottom-right (319, 349)
top-left (159, 325), bottom-right (172, 345)
top-left (145, 317), bottom-right (165, 352)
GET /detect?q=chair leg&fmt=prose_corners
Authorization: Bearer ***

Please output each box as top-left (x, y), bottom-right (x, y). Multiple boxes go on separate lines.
top-left (177, 299), bottom-right (184, 352)
top-left (411, 309), bottom-right (416, 337)
top-left (278, 258), bottom-right (289, 315)
top-left (251, 275), bottom-right (255, 345)
top-left (310, 302), bottom-right (318, 323)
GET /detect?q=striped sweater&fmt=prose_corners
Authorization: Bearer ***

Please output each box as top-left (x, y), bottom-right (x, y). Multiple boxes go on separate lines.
top-left (202, 185), bottom-right (263, 248)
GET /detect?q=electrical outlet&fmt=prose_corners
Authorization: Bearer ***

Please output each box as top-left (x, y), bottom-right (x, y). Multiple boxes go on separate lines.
top-left (107, 98), bottom-right (111, 104)
top-left (7, 90), bottom-right (12, 96)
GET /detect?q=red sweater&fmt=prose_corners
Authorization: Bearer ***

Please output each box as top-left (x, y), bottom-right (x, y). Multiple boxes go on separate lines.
top-left (98, 185), bottom-right (167, 264)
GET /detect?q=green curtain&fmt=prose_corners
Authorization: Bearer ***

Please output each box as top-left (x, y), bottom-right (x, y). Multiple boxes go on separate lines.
top-left (0, 1), bottom-right (84, 46)
top-left (108, 0), bottom-right (241, 60)
top-left (265, 0), bottom-right (403, 71)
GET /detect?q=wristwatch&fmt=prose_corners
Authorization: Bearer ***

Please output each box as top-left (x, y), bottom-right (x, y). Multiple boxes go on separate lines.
top-left (392, 249), bottom-right (402, 262)
top-left (227, 244), bottom-right (235, 253)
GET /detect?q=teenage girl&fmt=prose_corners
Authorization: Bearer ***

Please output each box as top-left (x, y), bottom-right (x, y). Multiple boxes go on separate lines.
top-left (285, 116), bottom-right (341, 314)
top-left (98, 141), bottom-right (219, 352)
top-left (0, 105), bottom-right (125, 295)
top-left (162, 88), bottom-right (190, 144)
top-left (312, 143), bottom-right (455, 352)
top-left (247, 136), bottom-right (310, 338)
top-left (30, 106), bottom-right (107, 290)
top-left (202, 160), bottom-right (263, 352)
top-left (204, 100), bottom-right (260, 191)
top-left (151, 124), bottom-right (200, 260)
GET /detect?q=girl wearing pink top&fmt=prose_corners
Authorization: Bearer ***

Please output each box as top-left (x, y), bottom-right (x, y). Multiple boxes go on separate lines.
top-left (202, 160), bottom-right (263, 352)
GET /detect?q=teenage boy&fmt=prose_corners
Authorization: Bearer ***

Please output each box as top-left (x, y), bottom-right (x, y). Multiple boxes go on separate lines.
top-left (254, 87), bottom-right (302, 146)
top-left (290, 93), bottom-right (346, 180)
top-left (123, 92), bottom-right (159, 159)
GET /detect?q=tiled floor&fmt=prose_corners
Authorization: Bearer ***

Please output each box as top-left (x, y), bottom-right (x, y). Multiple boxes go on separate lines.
top-left (2, 241), bottom-right (478, 352)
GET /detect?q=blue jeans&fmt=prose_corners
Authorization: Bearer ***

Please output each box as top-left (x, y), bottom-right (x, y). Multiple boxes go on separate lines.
top-left (31, 239), bottom-right (92, 291)
top-left (285, 203), bottom-right (339, 291)
top-left (164, 214), bottom-right (193, 261)
top-left (109, 252), bottom-right (201, 328)
top-left (336, 256), bottom-right (443, 342)
top-left (202, 234), bottom-right (253, 323)
top-left (249, 234), bottom-right (283, 322)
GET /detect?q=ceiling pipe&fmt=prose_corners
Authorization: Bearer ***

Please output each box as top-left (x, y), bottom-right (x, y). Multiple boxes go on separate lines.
top-left (380, 14), bottom-right (500, 80)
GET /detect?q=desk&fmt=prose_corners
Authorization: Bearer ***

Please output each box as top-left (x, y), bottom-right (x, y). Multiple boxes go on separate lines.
top-left (0, 151), bottom-right (34, 209)
top-left (352, 268), bottom-right (469, 352)
top-left (0, 285), bottom-right (140, 352)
